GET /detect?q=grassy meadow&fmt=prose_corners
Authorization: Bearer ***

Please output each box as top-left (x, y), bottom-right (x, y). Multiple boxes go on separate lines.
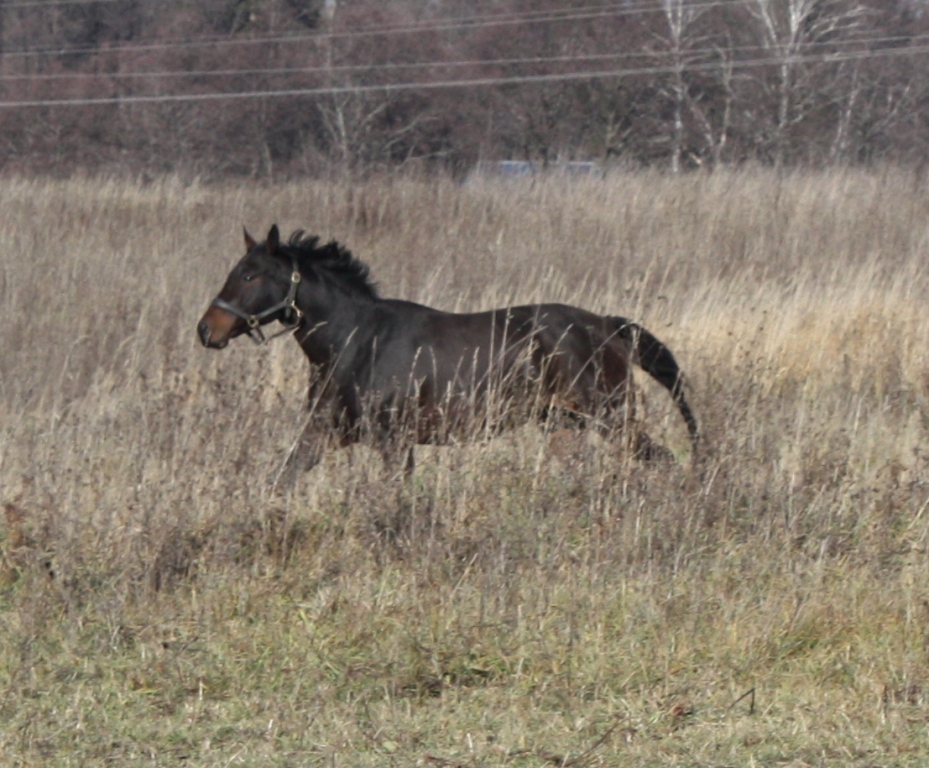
top-left (2, 168), bottom-right (929, 766)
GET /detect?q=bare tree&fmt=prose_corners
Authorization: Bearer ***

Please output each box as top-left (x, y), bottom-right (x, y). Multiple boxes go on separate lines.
top-left (686, 45), bottom-right (735, 169)
top-left (304, 0), bottom-right (445, 174)
top-left (0, 0), bottom-right (928, 175)
top-left (743, 0), bottom-right (866, 164)
top-left (657, 0), bottom-right (706, 172)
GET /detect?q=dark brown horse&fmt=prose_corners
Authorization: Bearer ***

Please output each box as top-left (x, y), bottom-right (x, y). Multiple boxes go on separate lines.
top-left (198, 225), bottom-right (698, 477)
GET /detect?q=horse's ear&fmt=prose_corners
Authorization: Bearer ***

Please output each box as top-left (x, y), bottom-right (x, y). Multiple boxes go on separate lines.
top-left (267, 224), bottom-right (280, 255)
top-left (244, 227), bottom-right (257, 250)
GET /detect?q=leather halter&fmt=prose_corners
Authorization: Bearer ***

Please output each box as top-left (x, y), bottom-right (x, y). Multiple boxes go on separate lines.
top-left (210, 263), bottom-right (304, 344)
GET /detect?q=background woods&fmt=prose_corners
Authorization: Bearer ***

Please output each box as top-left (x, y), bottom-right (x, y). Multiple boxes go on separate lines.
top-left (0, 0), bottom-right (927, 177)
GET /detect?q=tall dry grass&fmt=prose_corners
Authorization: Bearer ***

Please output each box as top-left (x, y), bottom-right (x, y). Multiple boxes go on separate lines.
top-left (2, 168), bottom-right (929, 766)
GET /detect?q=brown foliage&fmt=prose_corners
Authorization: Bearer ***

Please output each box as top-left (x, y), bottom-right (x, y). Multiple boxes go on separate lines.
top-left (0, 0), bottom-right (927, 175)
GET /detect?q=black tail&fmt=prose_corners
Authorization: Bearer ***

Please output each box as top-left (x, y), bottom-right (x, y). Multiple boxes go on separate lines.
top-left (612, 317), bottom-right (699, 451)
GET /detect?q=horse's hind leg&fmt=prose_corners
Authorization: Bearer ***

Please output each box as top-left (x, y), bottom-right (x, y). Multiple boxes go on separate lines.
top-left (594, 386), bottom-right (669, 462)
top-left (546, 425), bottom-right (589, 468)
top-left (631, 431), bottom-right (675, 462)
top-left (533, 400), bottom-right (592, 470)
top-left (601, 410), bottom-right (676, 463)
top-left (611, 385), bottom-right (676, 462)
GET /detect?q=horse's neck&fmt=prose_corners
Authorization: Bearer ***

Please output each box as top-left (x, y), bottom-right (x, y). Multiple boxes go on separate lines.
top-left (295, 291), bottom-right (377, 369)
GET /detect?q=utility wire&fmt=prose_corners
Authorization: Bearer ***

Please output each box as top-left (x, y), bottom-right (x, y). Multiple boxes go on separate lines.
top-left (0, 30), bottom-right (915, 84)
top-left (0, 0), bottom-right (740, 59)
top-left (0, 40), bottom-right (924, 110)
top-left (1, 0), bottom-right (128, 6)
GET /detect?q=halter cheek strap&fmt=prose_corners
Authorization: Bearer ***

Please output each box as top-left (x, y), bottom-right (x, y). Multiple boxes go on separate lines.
top-left (210, 264), bottom-right (304, 344)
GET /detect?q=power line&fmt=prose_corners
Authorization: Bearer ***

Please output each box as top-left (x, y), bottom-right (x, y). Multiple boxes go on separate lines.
top-left (0, 29), bottom-right (915, 85)
top-left (0, 41), bottom-right (924, 110)
top-left (1, 0), bottom-right (128, 7)
top-left (0, 0), bottom-right (728, 59)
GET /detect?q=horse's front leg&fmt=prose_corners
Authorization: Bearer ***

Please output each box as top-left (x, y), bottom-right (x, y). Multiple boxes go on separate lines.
top-left (373, 402), bottom-right (418, 480)
top-left (273, 410), bottom-right (357, 491)
top-left (378, 438), bottom-right (415, 479)
top-left (273, 417), bottom-right (326, 491)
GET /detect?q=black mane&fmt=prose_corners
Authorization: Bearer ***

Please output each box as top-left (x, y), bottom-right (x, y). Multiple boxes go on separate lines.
top-left (281, 230), bottom-right (378, 300)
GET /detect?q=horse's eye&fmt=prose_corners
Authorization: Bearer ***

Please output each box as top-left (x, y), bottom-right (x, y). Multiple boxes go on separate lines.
top-left (242, 274), bottom-right (255, 282)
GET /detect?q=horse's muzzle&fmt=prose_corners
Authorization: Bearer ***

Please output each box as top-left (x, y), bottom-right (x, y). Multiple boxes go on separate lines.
top-left (198, 303), bottom-right (244, 348)
top-left (198, 316), bottom-right (229, 349)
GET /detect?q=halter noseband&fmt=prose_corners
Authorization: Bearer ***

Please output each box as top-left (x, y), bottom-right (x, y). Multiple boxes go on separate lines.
top-left (210, 263), bottom-right (304, 344)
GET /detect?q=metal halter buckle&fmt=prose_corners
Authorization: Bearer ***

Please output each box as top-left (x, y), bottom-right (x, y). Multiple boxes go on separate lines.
top-left (210, 261), bottom-right (303, 345)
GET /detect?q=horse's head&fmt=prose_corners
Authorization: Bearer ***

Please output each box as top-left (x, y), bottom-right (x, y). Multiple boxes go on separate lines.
top-left (198, 224), bottom-right (303, 348)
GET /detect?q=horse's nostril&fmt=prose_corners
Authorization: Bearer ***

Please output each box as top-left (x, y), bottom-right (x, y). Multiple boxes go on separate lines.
top-left (197, 320), bottom-right (211, 346)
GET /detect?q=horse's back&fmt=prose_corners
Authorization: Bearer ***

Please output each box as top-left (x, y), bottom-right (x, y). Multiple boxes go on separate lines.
top-left (383, 301), bottom-right (632, 403)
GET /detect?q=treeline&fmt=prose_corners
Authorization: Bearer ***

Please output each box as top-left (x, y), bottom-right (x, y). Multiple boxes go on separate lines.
top-left (0, 0), bottom-right (926, 177)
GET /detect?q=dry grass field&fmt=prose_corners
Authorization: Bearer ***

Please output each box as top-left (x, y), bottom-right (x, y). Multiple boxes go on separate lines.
top-left (2, 168), bottom-right (929, 766)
